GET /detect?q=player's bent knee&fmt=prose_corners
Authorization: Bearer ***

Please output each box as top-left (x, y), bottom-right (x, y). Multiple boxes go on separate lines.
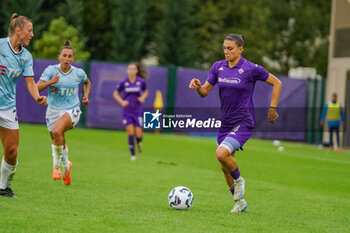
top-left (216, 147), bottom-right (230, 163)
top-left (5, 145), bottom-right (18, 161)
top-left (51, 128), bottom-right (63, 140)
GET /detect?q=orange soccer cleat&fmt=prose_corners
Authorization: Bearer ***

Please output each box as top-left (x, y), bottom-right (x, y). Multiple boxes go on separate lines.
top-left (63, 161), bottom-right (72, 185)
top-left (52, 168), bottom-right (62, 180)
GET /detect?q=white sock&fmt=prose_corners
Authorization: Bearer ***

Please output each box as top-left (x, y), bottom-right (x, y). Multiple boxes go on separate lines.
top-left (0, 157), bottom-right (17, 189)
top-left (61, 145), bottom-right (69, 172)
top-left (52, 145), bottom-right (63, 169)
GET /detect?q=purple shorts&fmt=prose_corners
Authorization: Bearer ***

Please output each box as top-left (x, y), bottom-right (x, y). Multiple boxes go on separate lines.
top-left (122, 113), bottom-right (143, 127)
top-left (217, 123), bottom-right (254, 150)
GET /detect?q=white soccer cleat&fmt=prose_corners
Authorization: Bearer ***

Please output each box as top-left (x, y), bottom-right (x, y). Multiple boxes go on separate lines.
top-left (130, 155), bottom-right (137, 161)
top-left (231, 199), bottom-right (248, 213)
top-left (233, 177), bottom-right (245, 201)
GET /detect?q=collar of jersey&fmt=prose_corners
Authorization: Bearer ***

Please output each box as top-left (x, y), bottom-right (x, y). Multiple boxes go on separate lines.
top-left (223, 56), bottom-right (244, 69)
top-left (58, 65), bottom-right (73, 76)
top-left (127, 76), bottom-right (140, 84)
top-left (7, 37), bottom-right (24, 55)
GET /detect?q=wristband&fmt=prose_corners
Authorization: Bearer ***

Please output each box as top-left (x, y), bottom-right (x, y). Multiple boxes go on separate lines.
top-left (270, 106), bottom-right (277, 109)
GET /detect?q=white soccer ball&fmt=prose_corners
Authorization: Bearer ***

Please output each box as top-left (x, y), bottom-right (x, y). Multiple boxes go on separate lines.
top-left (278, 146), bottom-right (284, 152)
top-left (272, 140), bottom-right (281, 146)
top-left (168, 186), bottom-right (194, 210)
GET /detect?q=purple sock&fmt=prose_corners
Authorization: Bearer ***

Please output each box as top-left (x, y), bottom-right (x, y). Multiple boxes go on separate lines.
top-left (136, 137), bottom-right (142, 144)
top-left (128, 135), bottom-right (135, 155)
top-left (230, 167), bottom-right (241, 180)
top-left (229, 187), bottom-right (235, 195)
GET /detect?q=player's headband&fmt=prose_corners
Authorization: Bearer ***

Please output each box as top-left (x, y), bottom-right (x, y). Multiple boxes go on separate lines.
top-left (225, 34), bottom-right (244, 47)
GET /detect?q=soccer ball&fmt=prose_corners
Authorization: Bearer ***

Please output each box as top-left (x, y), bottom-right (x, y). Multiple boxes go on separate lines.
top-left (272, 140), bottom-right (281, 146)
top-left (168, 186), bottom-right (194, 210)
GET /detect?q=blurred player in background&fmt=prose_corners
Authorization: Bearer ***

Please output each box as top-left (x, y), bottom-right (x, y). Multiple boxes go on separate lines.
top-left (113, 62), bottom-right (148, 161)
top-left (36, 40), bottom-right (91, 185)
top-left (189, 33), bottom-right (282, 212)
top-left (0, 13), bottom-right (47, 198)
top-left (320, 92), bottom-right (345, 152)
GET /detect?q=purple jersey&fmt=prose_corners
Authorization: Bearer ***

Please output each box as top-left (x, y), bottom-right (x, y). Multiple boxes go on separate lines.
top-left (207, 57), bottom-right (269, 129)
top-left (116, 76), bottom-right (147, 115)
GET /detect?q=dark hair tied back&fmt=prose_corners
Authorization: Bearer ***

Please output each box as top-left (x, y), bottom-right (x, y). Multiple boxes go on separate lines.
top-left (64, 40), bottom-right (71, 46)
top-left (225, 33), bottom-right (245, 47)
top-left (59, 39), bottom-right (74, 54)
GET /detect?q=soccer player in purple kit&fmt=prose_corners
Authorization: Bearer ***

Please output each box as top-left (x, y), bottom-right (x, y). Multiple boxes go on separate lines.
top-left (113, 63), bottom-right (149, 161)
top-left (189, 34), bottom-right (282, 212)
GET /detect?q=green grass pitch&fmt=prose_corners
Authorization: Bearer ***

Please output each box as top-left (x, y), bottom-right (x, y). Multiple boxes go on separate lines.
top-left (0, 124), bottom-right (349, 232)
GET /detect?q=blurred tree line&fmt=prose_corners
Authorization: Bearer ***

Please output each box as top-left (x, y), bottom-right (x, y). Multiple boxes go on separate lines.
top-left (0, 0), bottom-right (330, 76)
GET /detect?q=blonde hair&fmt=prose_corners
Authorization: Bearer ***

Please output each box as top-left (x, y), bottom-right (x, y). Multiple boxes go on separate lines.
top-left (8, 13), bottom-right (32, 36)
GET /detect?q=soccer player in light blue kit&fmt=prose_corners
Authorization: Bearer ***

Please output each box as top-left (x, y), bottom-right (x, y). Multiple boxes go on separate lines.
top-left (113, 63), bottom-right (148, 161)
top-left (0, 13), bottom-right (47, 198)
top-left (37, 40), bottom-right (91, 185)
top-left (189, 34), bottom-right (282, 212)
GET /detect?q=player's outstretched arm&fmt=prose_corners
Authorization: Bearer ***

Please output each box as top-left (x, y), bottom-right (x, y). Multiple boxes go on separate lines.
top-left (25, 77), bottom-right (47, 105)
top-left (36, 72), bottom-right (60, 92)
top-left (265, 73), bottom-right (282, 123)
top-left (189, 78), bottom-right (213, 98)
top-left (82, 77), bottom-right (91, 106)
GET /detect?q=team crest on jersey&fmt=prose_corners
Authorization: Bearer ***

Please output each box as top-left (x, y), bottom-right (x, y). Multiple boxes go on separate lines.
top-left (218, 67), bottom-right (224, 71)
top-left (125, 82), bottom-right (129, 86)
top-left (238, 68), bottom-right (244, 74)
top-left (20, 58), bottom-right (27, 63)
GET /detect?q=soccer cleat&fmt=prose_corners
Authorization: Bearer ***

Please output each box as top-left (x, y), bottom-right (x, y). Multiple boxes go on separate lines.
top-left (233, 177), bottom-right (245, 201)
top-left (328, 147), bottom-right (333, 152)
top-left (130, 155), bottom-right (137, 161)
top-left (231, 199), bottom-right (248, 213)
top-left (63, 161), bottom-right (72, 185)
top-left (0, 187), bottom-right (17, 198)
top-left (52, 167), bottom-right (62, 180)
top-left (137, 143), bottom-right (142, 153)
top-left (337, 148), bottom-right (342, 153)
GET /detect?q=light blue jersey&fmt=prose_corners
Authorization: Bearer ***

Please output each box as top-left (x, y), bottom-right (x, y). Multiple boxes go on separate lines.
top-left (40, 64), bottom-right (87, 110)
top-left (0, 37), bottom-right (34, 110)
